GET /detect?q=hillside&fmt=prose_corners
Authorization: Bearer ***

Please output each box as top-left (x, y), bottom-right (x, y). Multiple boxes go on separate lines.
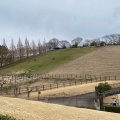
top-left (0, 96), bottom-right (120, 120)
top-left (49, 46), bottom-right (120, 76)
top-left (0, 47), bottom-right (95, 74)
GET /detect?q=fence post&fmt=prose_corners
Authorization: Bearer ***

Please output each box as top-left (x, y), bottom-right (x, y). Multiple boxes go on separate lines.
top-left (36, 86), bottom-right (38, 92)
top-left (50, 84), bottom-right (52, 89)
top-left (75, 80), bottom-right (76, 85)
top-left (63, 82), bottom-right (65, 87)
top-left (100, 75), bottom-right (101, 81)
top-left (86, 79), bottom-right (87, 84)
top-left (19, 88), bottom-right (21, 95)
top-left (6, 87), bottom-right (8, 94)
top-left (115, 76), bottom-right (116, 80)
top-left (27, 87), bottom-right (32, 98)
top-left (8, 86), bottom-right (11, 95)
top-left (91, 78), bottom-right (92, 83)
top-left (85, 74), bottom-right (86, 82)
top-left (12, 74), bottom-right (13, 82)
top-left (43, 85), bottom-right (44, 91)
top-left (69, 81), bottom-right (71, 86)
top-left (23, 74), bottom-right (24, 81)
top-left (105, 76), bottom-right (107, 81)
top-left (57, 83), bottom-right (58, 88)
top-left (38, 90), bottom-right (41, 100)
top-left (81, 80), bottom-right (82, 84)
top-left (15, 75), bottom-right (16, 85)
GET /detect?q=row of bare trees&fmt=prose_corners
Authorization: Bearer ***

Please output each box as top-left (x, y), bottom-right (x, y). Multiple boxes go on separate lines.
top-left (0, 37), bottom-right (83, 67)
top-left (1, 34), bottom-right (120, 67)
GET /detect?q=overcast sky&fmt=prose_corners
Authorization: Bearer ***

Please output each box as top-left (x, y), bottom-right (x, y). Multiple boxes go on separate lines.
top-left (0, 0), bottom-right (120, 46)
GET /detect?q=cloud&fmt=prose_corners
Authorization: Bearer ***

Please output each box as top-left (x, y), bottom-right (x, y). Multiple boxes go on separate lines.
top-left (0, 0), bottom-right (120, 46)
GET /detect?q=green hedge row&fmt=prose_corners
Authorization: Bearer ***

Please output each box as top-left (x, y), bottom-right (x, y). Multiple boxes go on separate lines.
top-left (0, 114), bottom-right (16, 120)
top-left (105, 105), bottom-right (120, 113)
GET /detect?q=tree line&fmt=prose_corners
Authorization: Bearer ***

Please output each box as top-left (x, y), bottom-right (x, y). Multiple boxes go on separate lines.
top-left (0, 37), bottom-right (83, 67)
top-left (0, 34), bottom-right (120, 67)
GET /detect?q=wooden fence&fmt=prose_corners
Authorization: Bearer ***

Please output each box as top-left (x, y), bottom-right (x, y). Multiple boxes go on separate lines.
top-left (0, 74), bottom-right (120, 98)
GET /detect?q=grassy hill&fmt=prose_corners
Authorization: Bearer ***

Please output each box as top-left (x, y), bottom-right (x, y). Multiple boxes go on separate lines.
top-left (0, 47), bottom-right (96, 74)
top-left (49, 46), bottom-right (120, 76)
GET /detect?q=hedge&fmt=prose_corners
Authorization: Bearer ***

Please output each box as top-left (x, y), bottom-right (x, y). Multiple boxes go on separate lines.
top-left (0, 114), bottom-right (16, 120)
top-left (105, 105), bottom-right (120, 113)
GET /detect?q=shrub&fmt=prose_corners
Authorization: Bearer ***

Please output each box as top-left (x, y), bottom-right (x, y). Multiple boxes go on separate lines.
top-left (97, 82), bottom-right (112, 93)
top-left (105, 105), bottom-right (120, 113)
top-left (0, 114), bottom-right (16, 120)
top-left (100, 41), bottom-right (106, 46)
top-left (90, 41), bottom-right (97, 46)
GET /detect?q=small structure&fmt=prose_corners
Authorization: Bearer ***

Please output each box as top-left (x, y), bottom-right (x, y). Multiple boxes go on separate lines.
top-left (112, 98), bottom-right (118, 106)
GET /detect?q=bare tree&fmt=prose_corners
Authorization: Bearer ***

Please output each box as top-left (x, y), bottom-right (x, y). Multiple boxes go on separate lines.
top-left (25, 38), bottom-right (30, 58)
top-left (0, 39), bottom-right (9, 66)
top-left (59, 40), bottom-right (70, 48)
top-left (71, 37), bottom-right (83, 47)
top-left (103, 34), bottom-right (117, 45)
top-left (84, 39), bottom-right (91, 47)
top-left (42, 38), bottom-right (47, 53)
top-left (110, 34), bottom-right (118, 45)
top-left (31, 40), bottom-right (37, 56)
top-left (95, 38), bottom-right (101, 46)
top-left (38, 40), bottom-right (42, 55)
top-left (103, 35), bottom-right (110, 45)
top-left (117, 34), bottom-right (120, 45)
top-left (49, 38), bottom-right (59, 49)
top-left (9, 39), bottom-right (16, 63)
top-left (17, 38), bottom-right (24, 60)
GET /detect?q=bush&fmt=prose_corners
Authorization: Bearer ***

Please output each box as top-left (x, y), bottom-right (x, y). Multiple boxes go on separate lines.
top-left (0, 114), bottom-right (16, 120)
top-left (97, 82), bottom-right (112, 93)
top-left (90, 41), bottom-right (97, 46)
top-left (100, 41), bottom-right (106, 46)
top-left (105, 105), bottom-right (120, 113)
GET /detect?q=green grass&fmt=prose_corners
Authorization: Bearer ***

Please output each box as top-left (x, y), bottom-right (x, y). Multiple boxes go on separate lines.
top-left (0, 114), bottom-right (17, 120)
top-left (0, 47), bottom-right (96, 74)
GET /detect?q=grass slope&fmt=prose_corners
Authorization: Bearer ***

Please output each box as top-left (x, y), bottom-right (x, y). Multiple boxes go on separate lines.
top-left (0, 47), bottom-right (96, 74)
top-left (0, 96), bottom-right (120, 120)
top-left (49, 46), bottom-right (120, 76)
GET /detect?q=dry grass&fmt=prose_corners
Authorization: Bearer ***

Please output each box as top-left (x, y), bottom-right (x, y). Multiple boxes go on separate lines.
top-left (39, 80), bottom-right (120, 98)
top-left (49, 46), bottom-right (120, 76)
top-left (0, 96), bottom-right (120, 120)
top-left (104, 94), bottom-right (120, 103)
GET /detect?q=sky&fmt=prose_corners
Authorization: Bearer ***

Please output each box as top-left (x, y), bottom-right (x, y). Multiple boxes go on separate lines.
top-left (0, 0), bottom-right (120, 46)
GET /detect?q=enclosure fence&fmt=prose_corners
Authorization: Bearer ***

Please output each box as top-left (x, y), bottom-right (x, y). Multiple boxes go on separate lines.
top-left (0, 74), bottom-right (120, 98)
